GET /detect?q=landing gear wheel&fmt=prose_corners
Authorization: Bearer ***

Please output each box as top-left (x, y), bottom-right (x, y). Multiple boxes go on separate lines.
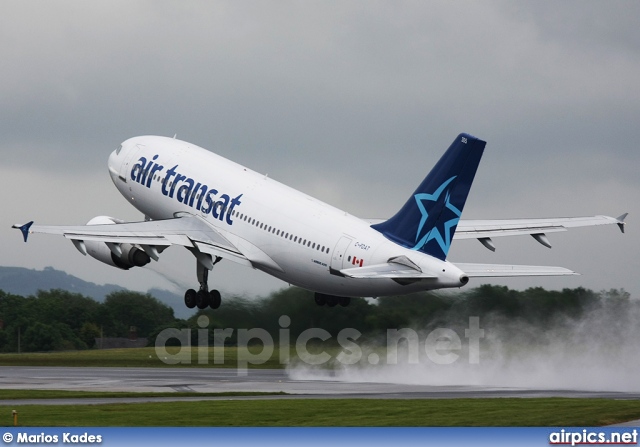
top-left (209, 290), bottom-right (221, 309)
top-left (338, 297), bottom-right (351, 307)
top-left (184, 289), bottom-right (197, 309)
top-left (326, 296), bottom-right (338, 307)
top-left (314, 293), bottom-right (326, 306)
top-left (196, 290), bottom-right (210, 309)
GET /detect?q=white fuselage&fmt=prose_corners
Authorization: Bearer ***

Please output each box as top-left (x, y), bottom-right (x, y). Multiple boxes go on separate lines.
top-left (107, 136), bottom-right (466, 297)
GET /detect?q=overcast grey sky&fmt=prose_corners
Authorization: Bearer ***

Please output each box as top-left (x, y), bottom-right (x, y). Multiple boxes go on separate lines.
top-left (1, 1), bottom-right (637, 300)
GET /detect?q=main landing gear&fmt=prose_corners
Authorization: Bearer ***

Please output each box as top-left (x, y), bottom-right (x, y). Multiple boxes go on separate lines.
top-left (184, 255), bottom-right (223, 310)
top-left (184, 288), bottom-right (221, 310)
top-left (314, 292), bottom-right (350, 307)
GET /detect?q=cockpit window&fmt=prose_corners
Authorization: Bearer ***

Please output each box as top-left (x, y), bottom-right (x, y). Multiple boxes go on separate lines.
top-left (116, 145), bottom-right (122, 155)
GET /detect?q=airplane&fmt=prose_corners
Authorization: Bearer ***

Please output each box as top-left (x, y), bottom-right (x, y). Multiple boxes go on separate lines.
top-left (13, 133), bottom-right (627, 309)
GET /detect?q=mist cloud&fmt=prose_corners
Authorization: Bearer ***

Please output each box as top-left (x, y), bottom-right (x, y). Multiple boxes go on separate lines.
top-left (288, 298), bottom-right (640, 392)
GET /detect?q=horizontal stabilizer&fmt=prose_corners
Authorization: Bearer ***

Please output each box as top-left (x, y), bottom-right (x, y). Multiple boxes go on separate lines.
top-left (455, 262), bottom-right (578, 277)
top-left (341, 260), bottom-right (436, 279)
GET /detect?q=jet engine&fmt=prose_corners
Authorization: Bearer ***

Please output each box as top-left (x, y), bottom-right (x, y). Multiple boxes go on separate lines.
top-left (73, 216), bottom-right (151, 270)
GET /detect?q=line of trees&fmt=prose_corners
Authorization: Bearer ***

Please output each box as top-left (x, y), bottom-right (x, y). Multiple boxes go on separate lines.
top-left (0, 290), bottom-right (174, 352)
top-left (186, 285), bottom-right (634, 345)
top-left (0, 285), bottom-right (634, 352)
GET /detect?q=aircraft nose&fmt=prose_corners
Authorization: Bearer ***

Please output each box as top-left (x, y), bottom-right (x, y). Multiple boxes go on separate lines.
top-left (108, 143), bottom-right (124, 181)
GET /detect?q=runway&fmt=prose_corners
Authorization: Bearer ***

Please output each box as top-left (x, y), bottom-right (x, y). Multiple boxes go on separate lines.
top-left (2, 366), bottom-right (640, 405)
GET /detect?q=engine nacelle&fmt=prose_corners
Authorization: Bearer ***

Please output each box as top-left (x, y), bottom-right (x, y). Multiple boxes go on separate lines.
top-left (75, 216), bottom-right (151, 270)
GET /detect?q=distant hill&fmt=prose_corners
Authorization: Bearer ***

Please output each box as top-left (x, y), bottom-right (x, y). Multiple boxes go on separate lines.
top-left (147, 287), bottom-right (193, 319)
top-left (0, 266), bottom-right (124, 300)
top-left (0, 266), bottom-right (192, 319)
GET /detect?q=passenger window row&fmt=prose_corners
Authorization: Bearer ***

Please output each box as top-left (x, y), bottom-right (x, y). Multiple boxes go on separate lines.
top-left (235, 209), bottom-right (330, 254)
top-left (148, 174), bottom-right (330, 254)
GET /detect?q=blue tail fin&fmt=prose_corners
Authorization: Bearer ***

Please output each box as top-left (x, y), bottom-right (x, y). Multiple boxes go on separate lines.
top-left (371, 133), bottom-right (485, 260)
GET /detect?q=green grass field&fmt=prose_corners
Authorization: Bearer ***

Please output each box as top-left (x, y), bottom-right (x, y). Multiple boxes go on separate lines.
top-left (0, 344), bottom-right (352, 369)
top-left (0, 347), bottom-right (286, 368)
top-left (2, 394), bottom-right (640, 426)
top-left (0, 389), bottom-right (286, 400)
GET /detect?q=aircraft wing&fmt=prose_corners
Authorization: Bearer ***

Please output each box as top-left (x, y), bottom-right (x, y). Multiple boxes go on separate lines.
top-left (453, 214), bottom-right (627, 250)
top-left (13, 215), bottom-right (253, 268)
top-left (454, 263), bottom-right (577, 277)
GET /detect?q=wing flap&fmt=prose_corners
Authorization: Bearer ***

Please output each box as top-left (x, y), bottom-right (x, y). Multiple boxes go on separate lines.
top-left (193, 241), bottom-right (253, 268)
top-left (21, 216), bottom-right (232, 246)
top-left (16, 215), bottom-right (252, 266)
top-left (455, 262), bottom-right (577, 277)
top-left (63, 233), bottom-right (170, 245)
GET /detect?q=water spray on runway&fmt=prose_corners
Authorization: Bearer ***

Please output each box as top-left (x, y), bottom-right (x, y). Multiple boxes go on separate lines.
top-left (288, 296), bottom-right (640, 392)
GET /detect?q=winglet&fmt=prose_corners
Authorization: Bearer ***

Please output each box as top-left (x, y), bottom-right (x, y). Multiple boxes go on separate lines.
top-left (12, 221), bottom-right (34, 242)
top-left (616, 213), bottom-right (628, 234)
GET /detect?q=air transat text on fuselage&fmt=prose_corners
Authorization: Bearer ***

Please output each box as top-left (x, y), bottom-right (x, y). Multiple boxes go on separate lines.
top-left (131, 155), bottom-right (243, 225)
